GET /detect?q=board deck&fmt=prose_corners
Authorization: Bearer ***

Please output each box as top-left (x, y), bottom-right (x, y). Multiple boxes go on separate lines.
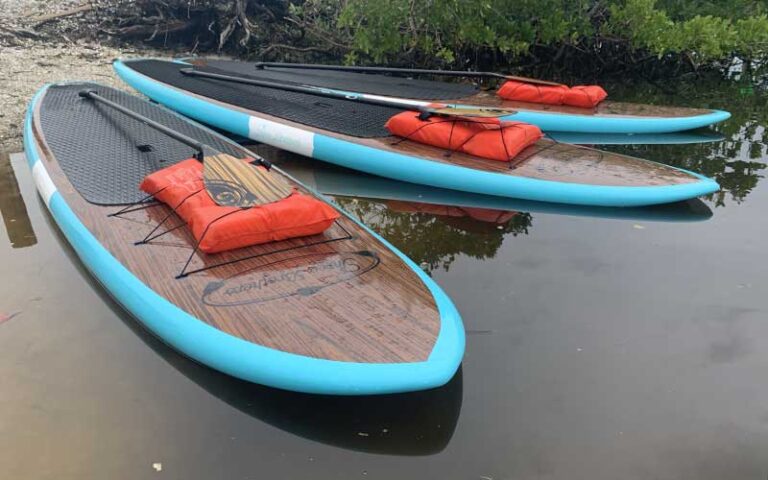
top-left (115, 59), bottom-right (720, 207)
top-left (24, 83), bottom-right (465, 395)
top-left (452, 90), bottom-right (715, 117)
top-left (184, 58), bottom-right (731, 133)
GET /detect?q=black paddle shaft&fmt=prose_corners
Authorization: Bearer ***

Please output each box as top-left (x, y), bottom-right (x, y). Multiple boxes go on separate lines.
top-left (179, 68), bottom-right (519, 120)
top-left (79, 90), bottom-right (205, 161)
top-left (253, 62), bottom-right (508, 81)
top-left (179, 67), bottom-right (436, 115)
top-left (78, 90), bottom-right (271, 168)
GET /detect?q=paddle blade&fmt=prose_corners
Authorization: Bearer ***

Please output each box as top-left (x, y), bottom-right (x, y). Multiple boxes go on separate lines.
top-left (501, 75), bottom-right (565, 87)
top-left (429, 107), bottom-right (518, 118)
top-left (203, 153), bottom-right (293, 207)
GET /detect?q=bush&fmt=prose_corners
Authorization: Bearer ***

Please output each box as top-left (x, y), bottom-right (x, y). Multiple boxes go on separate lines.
top-left (310, 0), bottom-right (768, 71)
top-left (76, 0), bottom-right (768, 75)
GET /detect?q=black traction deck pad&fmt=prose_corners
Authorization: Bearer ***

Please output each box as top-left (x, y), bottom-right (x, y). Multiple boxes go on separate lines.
top-left (38, 83), bottom-right (244, 205)
top-left (126, 60), bottom-right (405, 138)
top-left (197, 58), bottom-right (479, 100)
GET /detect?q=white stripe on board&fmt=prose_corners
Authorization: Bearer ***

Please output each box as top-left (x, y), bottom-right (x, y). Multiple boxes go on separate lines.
top-left (248, 116), bottom-right (314, 157)
top-left (32, 161), bottom-right (57, 207)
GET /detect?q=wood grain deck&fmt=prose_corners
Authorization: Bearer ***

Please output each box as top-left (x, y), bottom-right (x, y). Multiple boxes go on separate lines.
top-left (33, 88), bottom-right (442, 364)
top-left (358, 136), bottom-right (698, 186)
top-left (453, 91), bottom-right (714, 118)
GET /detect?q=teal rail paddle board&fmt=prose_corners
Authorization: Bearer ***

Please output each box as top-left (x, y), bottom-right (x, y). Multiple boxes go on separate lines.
top-left (179, 58), bottom-right (731, 134)
top-left (114, 58), bottom-right (720, 207)
top-left (24, 82), bottom-right (464, 395)
top-left (253, 144), bottom-right (713, 223)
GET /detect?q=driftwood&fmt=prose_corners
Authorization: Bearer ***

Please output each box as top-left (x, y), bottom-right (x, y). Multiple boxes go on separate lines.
top-left (3, 1), bottom-right (348, 62)
top-left (53, 0), bottom-right (347, 60)
top-left (0, 22), bottom-right (41, 47)
top-left (0, 24), bottom-right (40, 40)
top-left (114, 19), bottom-right (193, 39)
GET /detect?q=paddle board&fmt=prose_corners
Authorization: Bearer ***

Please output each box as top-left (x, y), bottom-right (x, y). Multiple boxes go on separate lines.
top-left (183, 58), bottom-right (731, 134)
top-left (114, 59), bottom-right (720, 207)
top-left (24, 82), bottom-right (464, 395)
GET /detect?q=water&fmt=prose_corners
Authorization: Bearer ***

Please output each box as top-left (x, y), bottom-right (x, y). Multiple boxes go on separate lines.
top-left (1, 77), bottom-right (767, 479)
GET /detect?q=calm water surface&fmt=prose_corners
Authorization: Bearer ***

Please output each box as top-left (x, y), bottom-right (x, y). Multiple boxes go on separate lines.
top-left (0, 78), bottom-right (766, 479)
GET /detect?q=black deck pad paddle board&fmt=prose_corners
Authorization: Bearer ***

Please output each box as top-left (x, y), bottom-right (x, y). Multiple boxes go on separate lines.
top-left (195, 58), bottom-right (479, 100)
top-left (39, 84), bottom-right (243, 205)
top-left (128, 60), bottom-right (401, 138)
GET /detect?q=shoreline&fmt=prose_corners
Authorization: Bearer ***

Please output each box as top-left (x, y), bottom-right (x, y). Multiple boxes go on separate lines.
top-left (0, 41), bottom-right (166, 152)
top-left (0, 0), bottom-right (171, 152)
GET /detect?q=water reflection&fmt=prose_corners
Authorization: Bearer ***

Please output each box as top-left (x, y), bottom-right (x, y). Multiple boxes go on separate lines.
top-left (606, 139), bottom-right (766, 207)
top-left (548, 130), bottom-right (725, 145)
top-left (248, 146), bottom-right (713, 273)
top-left (0, 153), bottom-right (37, 248)
top-left (110, 283), bottom-right (463, 456)
top-left (603, 76), bottom-right (768, 206)
top-left (167, 354), bottom-right (464, 457)
top-left (339, 197), bottom-right (532, 273)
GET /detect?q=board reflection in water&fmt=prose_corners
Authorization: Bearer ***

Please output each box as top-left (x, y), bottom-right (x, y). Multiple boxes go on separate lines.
top-left (547, 130), bottom-right (725, 146)
top-left (244, 145), bottom-right (713, 273)
top-left (0, 153), bottom-right (37, 248)
top-left (108, 289), bottom-right (463, 456)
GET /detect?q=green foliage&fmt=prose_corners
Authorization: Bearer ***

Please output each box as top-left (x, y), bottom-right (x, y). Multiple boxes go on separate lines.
top-left (320, 0), bottom-right (768, 69)
top-left (605, 1), bottom-right (754, 65)
top-left (655, 0), bottom-right (766, 20)
top-left (336, 0), bottom-right (594, 64)
top-left (605, 0), bottom-right (676, 57)
top-left (735, 15), bottom-right (768, 59)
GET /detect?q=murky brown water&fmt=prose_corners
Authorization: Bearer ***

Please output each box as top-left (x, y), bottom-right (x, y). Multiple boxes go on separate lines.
top-left (1, 76), bottom-right (767, 479)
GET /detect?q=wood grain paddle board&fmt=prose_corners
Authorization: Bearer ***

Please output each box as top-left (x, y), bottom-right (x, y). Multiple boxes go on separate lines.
top-left (24, 83), bottom-right (465, 395)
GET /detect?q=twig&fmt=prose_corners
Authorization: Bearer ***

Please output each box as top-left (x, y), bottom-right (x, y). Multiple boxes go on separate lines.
top-left (0, 24), bottom-right (41, 39)
top-left (259, 44), bottom-right (331, 56)
top-left (283, 16), bottom-right (350, 50)
top-left (29, 4), bottom-right (94, 26)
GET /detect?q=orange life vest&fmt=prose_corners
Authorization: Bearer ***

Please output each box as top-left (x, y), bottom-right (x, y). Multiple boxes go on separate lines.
top-left (497, 81), bottom-right (607, 108)
top-left (385, 111), bottom-right (542, 162)
top-left (140, 158), bottom-right (340, 254)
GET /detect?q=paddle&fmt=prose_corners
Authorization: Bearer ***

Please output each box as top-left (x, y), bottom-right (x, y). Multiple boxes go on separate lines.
top-left (178, 68), bottom-right (519, 119)
top-left (252, 62), bottom-right (566, 87)
top-left (78, 90), bottom-right (292, 207)
top-left (203, 152), bottom-right (292, 207)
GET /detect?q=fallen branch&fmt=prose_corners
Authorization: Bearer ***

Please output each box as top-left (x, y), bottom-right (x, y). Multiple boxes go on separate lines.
top-left (259, 43), bottom-right (333, 56)
top-left (28, 4), bottom-right (94, 26)
top-left (116, 19), bottom-right (192, 39)
top-left (0, 24), bottom-right (41, 39)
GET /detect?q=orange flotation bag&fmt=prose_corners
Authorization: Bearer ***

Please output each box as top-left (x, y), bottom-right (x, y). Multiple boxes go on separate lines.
top-left (497, 81), bottom-right (607, 108)
top-left (385, 111), bottom-right (542, 162)
top-left (140, 158), bottom-right (340, 254)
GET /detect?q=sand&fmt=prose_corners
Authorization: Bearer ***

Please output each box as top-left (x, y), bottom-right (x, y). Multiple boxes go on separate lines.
top-left (0, 0), bottom-right (166, 151)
